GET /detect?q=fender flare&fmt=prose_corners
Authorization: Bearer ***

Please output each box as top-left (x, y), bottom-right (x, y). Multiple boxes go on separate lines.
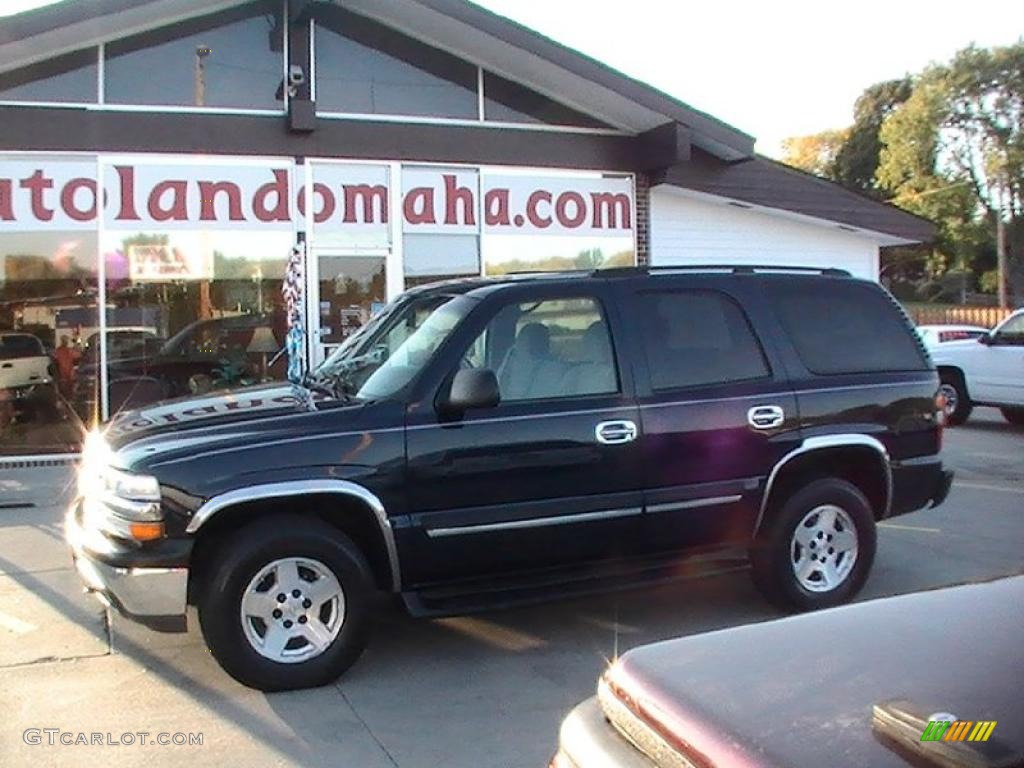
top-left (754, 434), bottom-right (892, 535)
top-left (186, 480), bottom-right (401, 591)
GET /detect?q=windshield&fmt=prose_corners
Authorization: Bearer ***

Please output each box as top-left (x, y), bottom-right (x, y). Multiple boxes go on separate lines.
top-left (312, 293), bottom-right (474, 401)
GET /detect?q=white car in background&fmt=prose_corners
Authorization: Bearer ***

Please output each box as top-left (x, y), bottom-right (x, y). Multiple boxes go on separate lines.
top-left (916, 324), bottom-right (990, 346)
top-left (0, 332), bottom-right (53, 396)
top-left (931, 309), bottom-right (1024, 426)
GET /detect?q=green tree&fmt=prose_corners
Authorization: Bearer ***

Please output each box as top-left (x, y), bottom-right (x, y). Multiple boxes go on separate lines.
top-left (878, 41), bottom-right (1024, 306)
top-left (780, 129), bottom-right (849, 178)
top-left (832, 78), bottom-right (912, 198)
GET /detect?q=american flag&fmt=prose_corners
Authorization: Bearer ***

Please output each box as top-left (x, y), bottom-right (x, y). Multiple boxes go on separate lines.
top-left (282, 242), bottom-right (306, 384)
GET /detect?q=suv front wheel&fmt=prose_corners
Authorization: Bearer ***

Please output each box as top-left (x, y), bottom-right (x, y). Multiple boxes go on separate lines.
top-left (751, 478), bottom-right (876, 612)
top-left (197, 515), bottom-right (373, 691)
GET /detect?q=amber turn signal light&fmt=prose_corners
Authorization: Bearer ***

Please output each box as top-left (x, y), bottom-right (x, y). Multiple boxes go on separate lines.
top-left (129, 521), bottom-right (165, 542)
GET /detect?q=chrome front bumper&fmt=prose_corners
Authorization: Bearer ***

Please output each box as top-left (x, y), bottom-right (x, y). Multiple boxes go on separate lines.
top-left (65, 500), bottom-right (188, 632)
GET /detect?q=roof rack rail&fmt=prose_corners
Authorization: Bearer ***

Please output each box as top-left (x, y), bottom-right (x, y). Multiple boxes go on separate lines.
top-left (594, 265), bottom-right (851, 278)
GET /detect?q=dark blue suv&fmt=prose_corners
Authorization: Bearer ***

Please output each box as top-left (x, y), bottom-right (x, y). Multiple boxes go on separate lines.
top-left (67, 266), bottom-right (952, 690)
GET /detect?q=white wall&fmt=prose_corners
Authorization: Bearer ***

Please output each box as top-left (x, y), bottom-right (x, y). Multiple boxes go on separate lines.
top-left (649, 187), bottom-right (882, 280)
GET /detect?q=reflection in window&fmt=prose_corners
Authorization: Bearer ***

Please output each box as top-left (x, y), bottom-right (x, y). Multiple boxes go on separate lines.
top-left (0, 49), bottom-right (98, 103)
top-left (93, 230), bottom-right (291, 417)
top-left (104, 1), bottom-right (284, 109)
top-left (483, 72), bottom-right (609, 129)
top-left (483, 235), bottom-right (634, 276)
top-left (404, 234), bottom-right (480, 281)
top-left (0, 228), bottom-right (99, 454)
top-left (315, 255), bottom-right (386, 348)
top-left (315, 7), bottom-right (477, 118)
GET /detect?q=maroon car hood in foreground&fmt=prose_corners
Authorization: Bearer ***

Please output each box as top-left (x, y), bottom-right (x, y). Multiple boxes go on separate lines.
top-left (601, 576), bottom-right (1024, 768)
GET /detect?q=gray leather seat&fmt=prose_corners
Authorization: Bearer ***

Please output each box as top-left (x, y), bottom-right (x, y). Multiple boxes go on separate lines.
top-left (560, 322), bottom-right (616, 396)
top-left (499, 323), bottom-right (554, 400)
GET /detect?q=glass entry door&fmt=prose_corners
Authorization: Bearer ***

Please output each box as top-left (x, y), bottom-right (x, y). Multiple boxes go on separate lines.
top-left (307, 250), bottom-right (387, 366)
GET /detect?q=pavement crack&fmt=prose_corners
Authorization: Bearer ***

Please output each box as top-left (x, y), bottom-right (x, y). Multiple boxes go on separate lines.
top-left (0, 651), bottom-right (111, 670)
top-left (335, 684), bottom-right (400, 767)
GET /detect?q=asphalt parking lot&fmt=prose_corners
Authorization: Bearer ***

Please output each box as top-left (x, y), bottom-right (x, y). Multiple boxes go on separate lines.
top-left (2, 408), bottom-right (1022, 768)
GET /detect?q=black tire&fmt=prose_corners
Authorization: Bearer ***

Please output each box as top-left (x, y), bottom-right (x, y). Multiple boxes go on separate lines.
top-left (197, 514), bottom-right (374, 691)
top-left (1001, 407), bottom-right (1024, 426)
top-left (750, 478), bottom-right (876, 612)
top-left (939, 370), bottom-right (972, 426)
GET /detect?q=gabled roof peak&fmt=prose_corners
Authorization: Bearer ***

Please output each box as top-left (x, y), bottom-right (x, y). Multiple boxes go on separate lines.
top-left (0, 0), bottom-right (755, 160)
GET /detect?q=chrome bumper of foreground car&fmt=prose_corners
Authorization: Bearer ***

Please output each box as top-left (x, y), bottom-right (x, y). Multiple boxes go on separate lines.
top-left (65, 500), bottom-right (188, 632)
top-left (552, 697), bottom-right (657, 768)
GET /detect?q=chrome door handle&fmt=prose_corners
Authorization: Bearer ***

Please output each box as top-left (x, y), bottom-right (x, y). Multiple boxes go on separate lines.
top-left (748, 405), bottom-right (785, 430)
top-left (596, 420), bottom-right (637, 445)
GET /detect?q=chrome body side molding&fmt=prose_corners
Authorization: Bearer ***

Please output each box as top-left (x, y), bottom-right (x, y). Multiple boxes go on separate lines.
top-left (647, 495), bottom-right (743, 514)
top-left (754, 434), bottom-right (892, 535)
top-left (426, 506), bottom-right (642, 539)
top-left (187, 480), bottom-right (402, 592)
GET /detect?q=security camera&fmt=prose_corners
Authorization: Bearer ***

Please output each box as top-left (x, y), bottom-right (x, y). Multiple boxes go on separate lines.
top-left (287, 65), bottom-right (306, 98)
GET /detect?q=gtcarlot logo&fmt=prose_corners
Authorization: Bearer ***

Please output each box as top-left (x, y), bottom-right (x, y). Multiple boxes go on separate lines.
top-left (23, 729), bottom-right (203, 747)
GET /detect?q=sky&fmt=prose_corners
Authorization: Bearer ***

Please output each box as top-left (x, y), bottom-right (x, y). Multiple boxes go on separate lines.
top-left (3, 0), bottom-right (1023, 156)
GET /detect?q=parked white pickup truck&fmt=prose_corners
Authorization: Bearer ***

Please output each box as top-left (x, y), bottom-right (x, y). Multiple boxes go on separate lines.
top-left (0, 332), bottom-right (53, 395)
top-left (931, 309), bottom-right (1024, 425)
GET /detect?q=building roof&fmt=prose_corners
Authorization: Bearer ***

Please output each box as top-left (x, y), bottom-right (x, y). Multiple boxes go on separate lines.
top-left (0, 0), bottom-right (935, 243)
top-left (655, 150), bottom-right (936, 244)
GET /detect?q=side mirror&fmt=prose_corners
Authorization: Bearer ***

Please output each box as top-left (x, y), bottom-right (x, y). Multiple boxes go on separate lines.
top-left (442, 369), bottom-right (500, 415)
top-left (978, 333), bottom-right (994, 346)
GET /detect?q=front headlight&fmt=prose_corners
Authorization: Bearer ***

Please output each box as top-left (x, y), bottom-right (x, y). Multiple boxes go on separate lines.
top-left (105, 466), bottom-right (161, 503)
top-left (77, 429), bottom-right (164, 543)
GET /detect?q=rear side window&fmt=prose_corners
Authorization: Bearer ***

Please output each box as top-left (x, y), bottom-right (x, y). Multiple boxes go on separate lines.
top-left (636, 290), bottom-right (770, 390)
top-left (0, 334), bottom-right (45, 359)
top-left (766, 280), bottom-right (928, 374)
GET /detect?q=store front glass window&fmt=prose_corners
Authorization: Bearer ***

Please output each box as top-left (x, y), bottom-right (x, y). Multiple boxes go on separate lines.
top-left (483, 235), bottom-right (635, 276)
top-left (314, 255), bottom-right (386, 357)
top-left (314, 7), bottom-right (478, 119)
top-left (403, 234), bottom-right (480, 288)
top-left (0, 49), bottom-right (98, 104)
top-left (1, 155), bottom-right (99, 454)
top-left (104, 1), bottom-right (284, 110)
top-left (96, 229), bottom-right (291, 417)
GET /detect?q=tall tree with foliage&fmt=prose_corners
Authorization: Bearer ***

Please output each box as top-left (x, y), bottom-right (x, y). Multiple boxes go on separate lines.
top-left (832, 78), bottom-right (912, 198)
top-left (780, 129), bottom-right (848, 178)
top-left (878, 41), bottom-right (1024, 307)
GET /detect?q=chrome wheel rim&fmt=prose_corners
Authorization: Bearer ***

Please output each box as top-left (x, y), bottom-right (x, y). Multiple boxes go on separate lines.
top-left (240, 557), bottom-right (345, 663)
top-left (939, 383), bottom-right (958, 417)
top-left (791, 505), bottom-right (859, 593)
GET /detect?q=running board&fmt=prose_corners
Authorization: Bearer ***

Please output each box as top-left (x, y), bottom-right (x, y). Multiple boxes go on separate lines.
top-left (402, 548), bottom-right (750, 618)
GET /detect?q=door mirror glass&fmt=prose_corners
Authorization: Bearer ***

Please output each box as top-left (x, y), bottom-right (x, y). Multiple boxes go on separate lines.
top-left (978, 333), bottom-right (993, 345)
top-left (443, 369), bottom-right (500, 414)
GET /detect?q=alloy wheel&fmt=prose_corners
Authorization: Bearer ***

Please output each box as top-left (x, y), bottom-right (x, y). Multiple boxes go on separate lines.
top-left (240, 557), bottom-right (345, 663)
top-left (790, 504), bottom-right (859, 593)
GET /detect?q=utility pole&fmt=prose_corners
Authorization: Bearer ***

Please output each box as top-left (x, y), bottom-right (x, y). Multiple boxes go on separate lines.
top-left (195, 45), bottom-right (213, 319)
top-left (996, 215), bottom-right (1009, 310)
top-left (194, 45), bottom-right (210, 107)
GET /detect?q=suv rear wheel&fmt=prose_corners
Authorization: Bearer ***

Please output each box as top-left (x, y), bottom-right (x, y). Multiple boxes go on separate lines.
top-left (939, 370), bottom-right (972, 426)
top-left (197, 515), bottom-right (373, 691)
top-left (751, 478), bottom-right (876, 612)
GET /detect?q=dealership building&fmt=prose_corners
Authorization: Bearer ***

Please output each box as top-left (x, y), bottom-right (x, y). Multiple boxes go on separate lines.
top-left (0, 0), bottom-right (933, 457)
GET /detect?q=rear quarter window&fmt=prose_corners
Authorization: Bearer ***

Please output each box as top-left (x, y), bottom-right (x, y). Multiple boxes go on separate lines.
top-left (765, 280), bottom-right (929, 375)
top-left (0, 334), bottom-right (45, 360)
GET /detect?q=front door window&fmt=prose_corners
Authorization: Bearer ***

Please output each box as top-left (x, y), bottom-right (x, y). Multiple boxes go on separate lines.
top-left (312, 253), bottom-right (386, 364)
